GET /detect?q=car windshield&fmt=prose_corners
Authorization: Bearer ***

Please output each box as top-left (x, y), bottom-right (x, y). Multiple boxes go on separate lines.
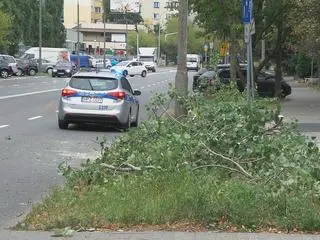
top-left (201, 71), bottom-right (216, 78)
top-left (139, 56), bottom-right (154, 62)
top-left (187, 58), bottom-right (198, 62)
top-left (117, 61), bottom-right (129, 66)
top-left (56, 61), bottom-right (72, 67)
top-left (69, 77), bottom-right (118, 91)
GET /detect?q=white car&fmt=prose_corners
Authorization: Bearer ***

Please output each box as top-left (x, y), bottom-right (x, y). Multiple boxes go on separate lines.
top-left (111, 60), bottom-right (148, 77)
top-left (92, 58), bottom-right (112, 69)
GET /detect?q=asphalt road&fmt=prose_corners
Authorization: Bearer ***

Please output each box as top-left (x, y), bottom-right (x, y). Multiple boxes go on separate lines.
top-left (0, 67), bottom-right (181, 228)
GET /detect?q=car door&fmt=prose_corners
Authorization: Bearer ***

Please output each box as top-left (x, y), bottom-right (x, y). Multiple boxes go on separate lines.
top-left (130, 62), bottom-right (139, 75)
top-left (121, 77), bottom-right (137, 119)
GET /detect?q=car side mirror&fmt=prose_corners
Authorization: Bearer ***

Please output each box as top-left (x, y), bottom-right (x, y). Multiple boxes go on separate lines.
top-left (133, 90), bottom-right (141, 96)
top-left (127, 65), bottom-right (131, 67)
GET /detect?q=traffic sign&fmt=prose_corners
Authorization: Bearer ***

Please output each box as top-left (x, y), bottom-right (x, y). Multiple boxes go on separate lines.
top-left (242, 0), bottom-right (253, 24)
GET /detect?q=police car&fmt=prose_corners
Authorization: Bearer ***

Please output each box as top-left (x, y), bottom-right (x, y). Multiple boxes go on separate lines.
top-left (57, 69), bottom-right (141, 130)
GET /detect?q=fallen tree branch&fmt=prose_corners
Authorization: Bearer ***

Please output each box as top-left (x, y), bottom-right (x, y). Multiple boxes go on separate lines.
top-left (100, 163), bottom-right (161, 172)
top-left (200, 142), bottom-right (252, 178)
top-left (192, 164), bottom-right (245, 175)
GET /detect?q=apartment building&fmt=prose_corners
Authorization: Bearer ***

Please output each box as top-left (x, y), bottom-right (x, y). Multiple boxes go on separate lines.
top-left (63, 0), bottom-right (104, 28)
top-left (63, 0), bottom-right (177, 29)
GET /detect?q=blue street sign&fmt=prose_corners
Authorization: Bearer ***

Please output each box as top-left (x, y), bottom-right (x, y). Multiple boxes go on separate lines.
top-left (243, 0), bottom-right (253, 24)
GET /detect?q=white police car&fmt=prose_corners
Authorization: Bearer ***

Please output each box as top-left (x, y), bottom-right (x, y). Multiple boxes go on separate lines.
top-left (58, 70), bottom-right (141, 130)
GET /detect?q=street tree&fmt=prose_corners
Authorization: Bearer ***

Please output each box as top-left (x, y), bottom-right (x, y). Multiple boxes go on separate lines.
top-left (174, 0), bottom-right (188, 117)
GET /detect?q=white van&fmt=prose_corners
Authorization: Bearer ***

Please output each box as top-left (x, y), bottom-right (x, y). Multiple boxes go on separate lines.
top-left (187, 54), bottom-right (201, 71)
top-left (20, 47), bottom-right (70, 63)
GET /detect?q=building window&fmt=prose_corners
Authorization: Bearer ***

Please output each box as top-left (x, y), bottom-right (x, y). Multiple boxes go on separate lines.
top-left (153, 2), bottom-right (160, 8)
top-left (153, 13), bottom-right (160, 20)
top-left (95, 7), bottom-right (101, 13)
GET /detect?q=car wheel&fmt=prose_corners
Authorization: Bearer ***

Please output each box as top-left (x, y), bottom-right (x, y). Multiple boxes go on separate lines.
top-left (141, 70), bottom-right (147, 77)
top-left (0, 70), bottom-right (9, 79)
top-left (152, 68), bottom-right (156, 72)
top-left (279, 87), bottom-right (286, 99)
top-left (123, 70), bottom-right (128, 76)
top-left (47, 68), bottom-right (53, 75)
top-left (58, 119), bottom-right (69, 129)
top-left (131, 107), bottom-right (139, 127)
top-left (29, 69), bottom-right (36, 76)
top-left (16, 68), bottom-right (23, 76)
top-left (121, 111), bottom-right (131, 131)
top-left (52, 74), bottom-right (55, 78)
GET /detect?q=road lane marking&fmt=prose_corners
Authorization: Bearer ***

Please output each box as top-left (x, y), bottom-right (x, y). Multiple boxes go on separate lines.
top-left (0, 88), bottom-right (60, 100)
top-left (147, 85), bottom-right (151, 88)
top-left (13, 84), bottom-right (20, 87)
top-left (28, 116), bottom-right (43, 121)
top-left (140, 86), bottom-right (145, 89)
top-left (152, 83), bottom-right (156, 86)
top-left (41, 81), bottom-right (48, 84)
top-left (0, 125), bottom-right (9, 129)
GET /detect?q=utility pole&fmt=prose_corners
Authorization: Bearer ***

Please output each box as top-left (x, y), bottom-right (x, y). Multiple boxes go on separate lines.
top-left (136, 31), bottom-right (139, 58)
top-left (77, 0), bottom-right (80, 69)
top-left (158, 23), bottom-right (161, 64)
top-left (174, 0), bottom-right (188, 117)
top-left (125, 7), bottom-right (128, 60)
top-left (39, 0), bottom-right (42, 71)
top-left (103, 0), bottom-right (106, 68)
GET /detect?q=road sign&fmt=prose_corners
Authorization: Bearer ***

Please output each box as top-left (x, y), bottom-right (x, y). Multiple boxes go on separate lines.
top-left (242, 0), bottom-right (253, 24)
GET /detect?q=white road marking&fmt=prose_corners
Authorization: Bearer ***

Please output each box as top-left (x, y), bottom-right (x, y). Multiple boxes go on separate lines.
top-left (156, 82), bottom-right (161, 84)
top-left (140, 86), bottom-right (145, 89)
top-left (0, 125), bottom-right (9, 129)
top-left (0, 88), bottom-right (60, 100)
top-left (28, 116), bottom-right (43, 121)
top-left (13, 84), bottom-right (20, 87)
top-left (152, 83), bottom-right (156, 86)
top-left (169, 70), bottom-right (177, 72)
top-left (147, 85), bottom-right (151, 88)
top-left (41, 81), bottom-right (48, 84)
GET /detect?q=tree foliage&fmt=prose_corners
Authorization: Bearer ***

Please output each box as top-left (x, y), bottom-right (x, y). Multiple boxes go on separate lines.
top-left (0, 9), bottom-right (11, 51)
top-left (0, 0), bottom-right (66, 54)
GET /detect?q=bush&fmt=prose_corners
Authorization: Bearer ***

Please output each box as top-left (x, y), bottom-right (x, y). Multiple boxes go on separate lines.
top-left (23, 86), bottom-right (320, 231)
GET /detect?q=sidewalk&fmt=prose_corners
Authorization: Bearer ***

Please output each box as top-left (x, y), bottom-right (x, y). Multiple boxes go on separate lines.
top-left (0, 230), bottom-right (319, 240)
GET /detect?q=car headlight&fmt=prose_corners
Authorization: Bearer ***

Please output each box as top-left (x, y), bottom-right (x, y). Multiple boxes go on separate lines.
top-left (53, 69), bottom-right (57, 72)
top-left (66, 69), bottom-right (70, 72)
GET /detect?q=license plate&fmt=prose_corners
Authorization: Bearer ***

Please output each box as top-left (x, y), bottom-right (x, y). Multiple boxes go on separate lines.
top-left (81, 96), bottom-right (103, 103)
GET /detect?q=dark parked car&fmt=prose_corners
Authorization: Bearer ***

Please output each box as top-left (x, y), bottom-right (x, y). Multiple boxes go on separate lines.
top-left (193, 66), bottom-right (292, 98)
top-left (193, 67), bottom-right (215, 91)
top-left (0, 59), bottom-right (14, 78)
top-left (16, 59), bottom-right (38, 76)
top-left (52, 61), bottom-right (76, 77)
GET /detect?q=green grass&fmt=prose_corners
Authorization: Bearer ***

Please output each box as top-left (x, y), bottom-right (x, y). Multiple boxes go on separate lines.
top-left (19, 172), bottom-right (320, 231)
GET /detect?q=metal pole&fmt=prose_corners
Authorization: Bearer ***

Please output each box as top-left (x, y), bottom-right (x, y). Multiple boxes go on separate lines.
top-left (250, 34), bottom-right (255, 99)
top-left (136, 32), bottom-right (139, 58)
top-left (77, 0), bottom-right (80, 69)
top-left (158, 24), bottom-right (161, 63)
top-left (103, 0), bottom-right (106, 68)
top-left (39, 0), bottom-right (42, 70)
top-left (125, 9), bottom-right (128, 60)
top-left (245, 25), bottom-right (251, 102)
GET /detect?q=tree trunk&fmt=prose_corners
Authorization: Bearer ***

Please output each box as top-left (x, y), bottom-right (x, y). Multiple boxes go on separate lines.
top-left (230, 30), bottom-right (237, 82)
top-left (274, 21), bottom-right (283, 97)
top-left (174, 0), bottom-right (188, 117)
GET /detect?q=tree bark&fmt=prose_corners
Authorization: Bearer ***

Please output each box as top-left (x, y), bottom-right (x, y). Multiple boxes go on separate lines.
top-left (174, 0), bottom-right (188, 118)
top-left (274, 20), bottom-right (283, 97)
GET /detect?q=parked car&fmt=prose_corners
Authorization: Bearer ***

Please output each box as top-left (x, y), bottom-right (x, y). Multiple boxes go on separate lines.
top-left (92, 57), bottom-right (112, 69)
top-left (57, 70), bottom-right (141, 130)
top-left (110, 60), bottom-right (148, 77)
top-left (0, 54), bottom-right (18, 76)
top-left (52, 61), bottom-right (76, 77)
top-left (16, 59), bottom-right (38, 76)
top-left (0, 59), bottom-right (14, 78)
top-left (194, 66), bottom-right (292, 98)
top-left (35, 59), bottom-right (54, 74)
top-left (193, 67), bottom-right (215, 91)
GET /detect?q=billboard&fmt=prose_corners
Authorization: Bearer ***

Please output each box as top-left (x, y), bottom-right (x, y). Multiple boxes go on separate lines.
top-left (110, 0), bottom-right (140, 13)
